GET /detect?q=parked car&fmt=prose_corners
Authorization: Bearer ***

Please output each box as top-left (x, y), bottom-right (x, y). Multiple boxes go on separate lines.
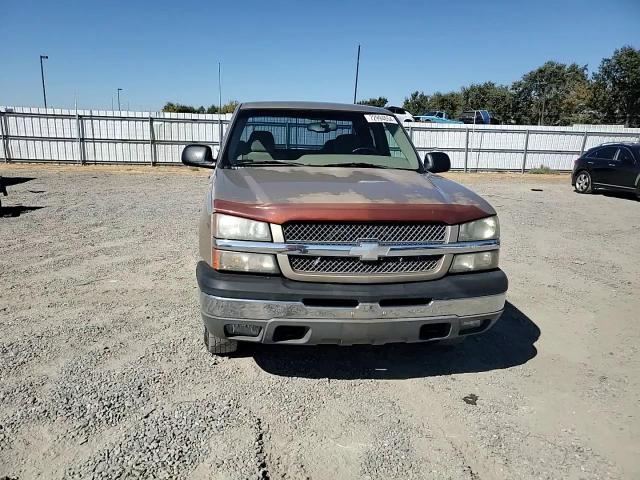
top-left (572, 142), bottom-right (640, 197)
top-left (183, 101), bottom-right (507, 354)
top-left (423, 110), bottom-right (448, 119)
top-left (415, 111), bottom-right (463, 124)
top-left (385, 105), bottom-right (415, 123)
top-left (457, 110), bottom-right (492, 124)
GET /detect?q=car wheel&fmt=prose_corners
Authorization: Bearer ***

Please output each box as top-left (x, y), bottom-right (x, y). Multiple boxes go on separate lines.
top-left (574, 171), bottom-right (593, 194)
top-left (204, 327), bottom-right (238, 355)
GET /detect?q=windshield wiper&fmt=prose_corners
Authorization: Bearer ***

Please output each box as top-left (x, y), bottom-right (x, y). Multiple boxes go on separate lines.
top-left (231, 160), bottom-right (305, 167)
top-left (323, 162), bottom-right (390, 169)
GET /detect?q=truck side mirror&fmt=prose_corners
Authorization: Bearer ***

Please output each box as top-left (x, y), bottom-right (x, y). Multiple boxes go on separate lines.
top-left (182, 144), bottom-right (216, 169)
top-left (424, 151), bottom-right (451, 173)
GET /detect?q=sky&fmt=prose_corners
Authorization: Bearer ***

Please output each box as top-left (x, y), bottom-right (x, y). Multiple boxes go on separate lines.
top-left (1, 0), bottom-right (638, 111)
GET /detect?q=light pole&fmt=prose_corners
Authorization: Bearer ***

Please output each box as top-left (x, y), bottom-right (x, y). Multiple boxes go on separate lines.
top-left (117, 88), bottom-right (123, 111)
top-left (40, 55), bottom-right (49, 108)
top-left (353, 44), bottom-right (361, 104)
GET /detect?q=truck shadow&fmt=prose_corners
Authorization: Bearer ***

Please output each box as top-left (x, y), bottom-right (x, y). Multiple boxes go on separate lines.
top-left (0, 205), bottom-right (44, 217)
top-left (0, 176), bottom-right (36, 187)
top-left (250, 302), bottom-right (539, 380)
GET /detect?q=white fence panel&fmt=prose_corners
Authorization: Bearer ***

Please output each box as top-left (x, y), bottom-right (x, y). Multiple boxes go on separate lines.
top-left (2, 105), bottom-right (639, 170)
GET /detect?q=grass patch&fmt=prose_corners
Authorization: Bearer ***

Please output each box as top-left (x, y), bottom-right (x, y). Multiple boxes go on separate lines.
top-left (529, 165), bottom-right (554, 174)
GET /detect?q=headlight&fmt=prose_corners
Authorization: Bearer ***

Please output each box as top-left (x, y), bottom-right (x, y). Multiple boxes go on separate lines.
top-left (458, 216), bottom-right (499, 241)
top-left (214, 213), bottom-right (271, 241)
top-left (213, 250), bottom-right (279, 274)
top-left (449, 251), bottom-right (499, 273)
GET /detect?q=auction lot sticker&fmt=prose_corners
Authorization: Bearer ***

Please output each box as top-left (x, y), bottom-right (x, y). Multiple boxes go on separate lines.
top-left (364, 114), bottom-right (398, 123)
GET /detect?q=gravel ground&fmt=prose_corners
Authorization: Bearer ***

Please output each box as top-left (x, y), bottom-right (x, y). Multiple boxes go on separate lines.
top-left (0, 164), bottom-right (638, 479)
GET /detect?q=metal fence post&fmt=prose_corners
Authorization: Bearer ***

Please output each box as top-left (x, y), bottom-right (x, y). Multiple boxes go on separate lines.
top-left (521, 129), bottom-right (530, 173)
top-left (408, 124), bottom-right (413, 142)
top-left (580, 131), bottom-right (588, 156)
top-left (75, 112), bottom-right (85, 165)
top-left (0, 111), bottom-right (6, 163)
top-left (148, 116), bottom-right (156, 166)
top-left (0, 111), bottom-right (10, 162)
top-left (464, 128), bottom-right (469, 173)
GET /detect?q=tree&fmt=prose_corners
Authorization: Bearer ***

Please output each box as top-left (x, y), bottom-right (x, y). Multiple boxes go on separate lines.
top-left (460, 82), bottom-right (513, 123)
top-left (592, 46), bottom-right (640, 127)
top-left (511, 62), bottom-right (590, 125)
top-left (162, 102), bottom-right (201, 113)
top-left (402, 91), bottom-right (461, 118)
top-left (426, 92), bottom-right (462, 118)
top-left (357, 97), bottom-right (388, 107)
top-left (162, 101), bottom-right (239, 114)
top-left (402, 91), bottom-right (430, 115)
top-left (219, 100), bottom-right (239, 114)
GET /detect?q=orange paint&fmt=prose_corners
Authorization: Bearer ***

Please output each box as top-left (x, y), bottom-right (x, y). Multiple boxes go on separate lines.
top-left (213, 199), bottom-right (490, 225)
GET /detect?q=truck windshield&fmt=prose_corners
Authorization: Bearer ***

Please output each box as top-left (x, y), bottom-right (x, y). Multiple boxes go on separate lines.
top-left (221, 109), bottom-right (421, 170)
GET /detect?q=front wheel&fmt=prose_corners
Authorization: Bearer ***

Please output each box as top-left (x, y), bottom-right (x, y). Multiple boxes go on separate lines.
top-left (574, 171), bottom-right (593, 194)
top-left (204, 327), bottom-right (238, 355)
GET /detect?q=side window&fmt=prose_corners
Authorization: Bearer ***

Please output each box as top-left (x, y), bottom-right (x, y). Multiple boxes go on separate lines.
top-left (596, 146), bottom-right (618, 160)
top-left (387, 107), bottom-right (398, 113)
top-left (617, 148), bottom-right (635, 164)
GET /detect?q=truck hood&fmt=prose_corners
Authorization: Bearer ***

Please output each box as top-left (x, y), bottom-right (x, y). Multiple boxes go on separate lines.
top-left (212, 166), bottom-right (495, 225)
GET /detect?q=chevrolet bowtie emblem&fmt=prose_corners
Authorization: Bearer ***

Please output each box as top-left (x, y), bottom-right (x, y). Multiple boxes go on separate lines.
top-left (349, 242), bottom-right (390, 261)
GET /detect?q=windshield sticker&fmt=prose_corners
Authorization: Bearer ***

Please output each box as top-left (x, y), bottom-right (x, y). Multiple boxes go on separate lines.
top-left (364, 114), bottom-right (397, 124)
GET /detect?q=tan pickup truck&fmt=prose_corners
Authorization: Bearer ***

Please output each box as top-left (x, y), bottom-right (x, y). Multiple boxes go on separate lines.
top-left (183, 102), bottom-right (507, 354)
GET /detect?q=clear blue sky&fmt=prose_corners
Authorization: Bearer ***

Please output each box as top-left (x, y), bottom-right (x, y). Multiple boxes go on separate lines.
top-left (1, 0), bottom-right (638, 111)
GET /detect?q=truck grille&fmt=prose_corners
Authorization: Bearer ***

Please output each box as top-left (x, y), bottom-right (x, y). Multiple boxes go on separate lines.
top-left (289, 255), bottom-right (442, 275)
top-left (282, 222), bottom-right (447, 245)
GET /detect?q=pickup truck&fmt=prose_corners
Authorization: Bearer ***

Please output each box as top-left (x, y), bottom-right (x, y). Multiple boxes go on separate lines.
top-left (183, 101), bottom-right (507, 354)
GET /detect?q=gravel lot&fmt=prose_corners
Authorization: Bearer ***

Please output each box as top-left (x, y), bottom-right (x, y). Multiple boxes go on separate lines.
top-left (1, 164), bottom-right (638, 479)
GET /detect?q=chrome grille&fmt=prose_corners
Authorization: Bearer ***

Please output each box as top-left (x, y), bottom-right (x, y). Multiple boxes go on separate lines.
top-left (282, 222), bottom-right (447, 245)
top-left (289, 255), bottom-right (442, 275)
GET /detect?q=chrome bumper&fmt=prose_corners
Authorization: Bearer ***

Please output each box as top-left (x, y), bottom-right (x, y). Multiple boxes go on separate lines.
top-left (200, 292), bottom-right (506, 345)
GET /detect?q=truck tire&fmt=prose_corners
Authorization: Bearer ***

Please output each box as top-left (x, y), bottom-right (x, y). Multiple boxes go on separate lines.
top-left (204, 327), bottom-right (238, 355)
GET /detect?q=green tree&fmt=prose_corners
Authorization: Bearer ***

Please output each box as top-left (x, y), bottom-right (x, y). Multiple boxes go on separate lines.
top-left (219, 100), bottom-right (239, 114)
top-left (402, 91), bottom-right (430, 115)
top-left (357, 97), bottom-right (388, 107)
top-left (162, 101), bottom-right (239, 115)
top-left (460, 82), bottom-right (513, 123)
top-left (162, 102), bottom-right (201, 113)
top-left (426, 92), bottom-right (462, 118)
top-left (592, 46), bottom-right (640, 127)
top-left (511, 62), bottom-right (590, 125)
top-left (402, 91), bottom-right (461, 118)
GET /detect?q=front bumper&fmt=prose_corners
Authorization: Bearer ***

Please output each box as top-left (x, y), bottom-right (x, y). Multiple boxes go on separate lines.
top-left (196, 262), bottom-right (508, 345)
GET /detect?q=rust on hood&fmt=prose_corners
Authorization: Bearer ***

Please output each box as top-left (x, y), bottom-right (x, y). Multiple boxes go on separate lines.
top-left (213, 199), bottom-right (490, 225)
top-left (212, 166), bottom-right (495, 225)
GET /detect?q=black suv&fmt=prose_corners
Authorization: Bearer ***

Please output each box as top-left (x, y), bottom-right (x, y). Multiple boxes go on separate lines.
top-left (572, 142), bottom-right (640, 198)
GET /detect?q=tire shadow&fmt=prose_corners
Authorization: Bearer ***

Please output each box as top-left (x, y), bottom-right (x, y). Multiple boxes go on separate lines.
top-left (250, 302), bottom-right (539, 380)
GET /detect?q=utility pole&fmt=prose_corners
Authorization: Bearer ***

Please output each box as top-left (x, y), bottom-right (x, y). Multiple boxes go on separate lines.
top-left (218, 62), bottom-right (223, 152)
top-left (353, 44), bottom-right (360, 104)
top-left (117, 88), bottom-right (123, 111)
top-left (40, 55), bottom-right (49, 108)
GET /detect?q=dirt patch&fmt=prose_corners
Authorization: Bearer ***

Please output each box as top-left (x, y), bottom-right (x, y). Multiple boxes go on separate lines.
top-left (1, 166), bottom-right (638, 479)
